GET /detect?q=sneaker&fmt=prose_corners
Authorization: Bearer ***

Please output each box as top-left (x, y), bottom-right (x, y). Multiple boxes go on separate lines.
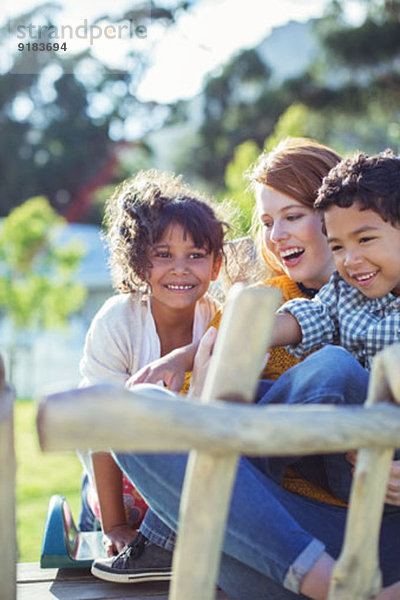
top-left (91, 532), bottom-right (173, 583)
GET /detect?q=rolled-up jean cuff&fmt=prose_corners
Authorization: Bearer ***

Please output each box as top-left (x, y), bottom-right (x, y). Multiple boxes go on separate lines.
top-left (140, 522), bottom-right (176, 552)
top-left (283, 538), bottom-right (326, 594)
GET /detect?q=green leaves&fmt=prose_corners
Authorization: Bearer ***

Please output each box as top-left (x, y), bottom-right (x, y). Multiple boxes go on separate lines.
top-left (220, 140), bottom-right (260, 238)
top-left (0, 197), bottom-right (59, 273)
top-left (0, 196), bottom-right (87, 330)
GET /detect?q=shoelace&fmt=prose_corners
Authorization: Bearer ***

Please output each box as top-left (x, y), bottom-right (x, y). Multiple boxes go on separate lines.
top-left (118, 534), bottom-right (146, 567)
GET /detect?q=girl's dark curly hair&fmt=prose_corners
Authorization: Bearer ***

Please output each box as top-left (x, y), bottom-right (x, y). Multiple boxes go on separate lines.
top-left (315, 150), bottom-right (400, 226)
top-left (105, 170), bottom-right (226, 292)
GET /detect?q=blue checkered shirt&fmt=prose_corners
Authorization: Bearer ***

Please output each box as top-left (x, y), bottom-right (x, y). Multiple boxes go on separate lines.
top-left (279, 271), bottom-right (400, 370)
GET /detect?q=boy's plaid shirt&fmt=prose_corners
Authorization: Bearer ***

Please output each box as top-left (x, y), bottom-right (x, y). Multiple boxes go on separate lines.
top-left (279, 271), bottom-right (400, 370)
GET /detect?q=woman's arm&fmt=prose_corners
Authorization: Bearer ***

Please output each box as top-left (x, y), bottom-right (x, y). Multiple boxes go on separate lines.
top-left (92, 452), bottom-right (137, 556)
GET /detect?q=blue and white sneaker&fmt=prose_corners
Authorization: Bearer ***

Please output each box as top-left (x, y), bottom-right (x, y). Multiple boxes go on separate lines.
top-left (91, 532), bottom-right (173, 583)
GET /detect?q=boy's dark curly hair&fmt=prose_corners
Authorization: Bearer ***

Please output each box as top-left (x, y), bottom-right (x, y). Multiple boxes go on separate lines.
top-left (315, 150), bottom-right (400, 226)
top-left (105, 170), bottom-right (226, 293)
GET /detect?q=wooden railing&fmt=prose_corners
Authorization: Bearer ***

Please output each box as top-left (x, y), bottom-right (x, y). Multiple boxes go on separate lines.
top-left (36, 286), bottom-right (400, 600)
top-left (0, 354), bottom-right (16, 600)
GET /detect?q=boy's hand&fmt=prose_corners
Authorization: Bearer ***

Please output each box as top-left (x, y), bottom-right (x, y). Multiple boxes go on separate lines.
top-left (102, 524), bottom-right (138, 556)
top-left (346, 452), bottom-right (400, 506)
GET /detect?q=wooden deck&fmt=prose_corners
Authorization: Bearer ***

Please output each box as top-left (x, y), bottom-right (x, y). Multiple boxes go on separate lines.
top-left (17, 563), bottom-right (230, 600)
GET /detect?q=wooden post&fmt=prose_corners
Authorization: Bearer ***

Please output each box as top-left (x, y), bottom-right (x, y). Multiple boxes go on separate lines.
top-left (328, 344), bottom-right (400, 600)
top-left (170, 285), bottom-right (280, 600)
top-left (0, 354), bottom-right (16, 600)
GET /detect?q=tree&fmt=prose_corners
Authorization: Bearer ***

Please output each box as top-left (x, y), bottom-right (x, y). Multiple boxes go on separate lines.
top-left (264, 104), bottom-right (315, 151)
top-left (1, 2), bottom-right (196, 222)
top-left (175, 0), bottom-right (400, 195)
top-left (311, 0), bottom-right (400, 130)
top-left (220, 140), bottom-right (260, 237)
top-left (177, 48), bottom-right (288, 187)
top-left (318, 0), bottom-right (400, 68)
top-left (0, 196), bottom-right (87, 380)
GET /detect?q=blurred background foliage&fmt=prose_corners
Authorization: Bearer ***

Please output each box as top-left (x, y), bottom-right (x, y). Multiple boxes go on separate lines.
top-left (1, 1), bottom-right (195, 221)
top-left (0, 196), bottom-right (87, 379)
top-left (1, 0), bottom-right (400, 236)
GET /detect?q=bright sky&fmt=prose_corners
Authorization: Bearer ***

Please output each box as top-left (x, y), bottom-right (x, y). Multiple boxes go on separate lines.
top-left (137, 0), bottom-right (331, 102)
top-left (4, 0), bottom-right (340, 103)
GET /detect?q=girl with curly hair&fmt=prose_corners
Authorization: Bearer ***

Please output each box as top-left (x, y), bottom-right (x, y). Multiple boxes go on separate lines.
top-left (78, 170), bottom-right (225, 556)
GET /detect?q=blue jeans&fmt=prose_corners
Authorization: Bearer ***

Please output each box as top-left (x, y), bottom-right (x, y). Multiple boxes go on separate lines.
top-left (140, 508), bottom-right (176, 552)
top-left (140, 344), bottom-right (367, 542)
top-left (78, 473), bottom-right (101, 532)
top-left (253, 345), bottom-right (369, 504)
top-left (113, 347), bottom-right (400, 598)
top-left (254, 347), bottom-right (399, 505)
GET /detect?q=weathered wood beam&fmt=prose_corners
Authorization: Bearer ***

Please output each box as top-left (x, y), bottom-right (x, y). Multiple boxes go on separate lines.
top-left (37, 392), bottom-right (400, 456)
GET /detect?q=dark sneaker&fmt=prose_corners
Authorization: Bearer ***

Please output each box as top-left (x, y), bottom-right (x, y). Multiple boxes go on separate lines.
top-left (91, 533), bottom-right (173, 583)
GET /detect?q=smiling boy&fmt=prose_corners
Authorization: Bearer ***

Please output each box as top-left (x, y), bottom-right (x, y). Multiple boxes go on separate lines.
top-left (326, 204), bottom-right (400, 298)
top-left (269, 150), bottom-right (400, 370)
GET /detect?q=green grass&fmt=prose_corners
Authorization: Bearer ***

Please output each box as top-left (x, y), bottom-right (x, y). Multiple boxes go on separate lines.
top-left (15, 399), bottom-right (83, 562)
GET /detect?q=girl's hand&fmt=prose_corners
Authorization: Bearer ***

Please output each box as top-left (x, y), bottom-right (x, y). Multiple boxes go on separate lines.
top-left (126, 342), bottom-right (198, 392)
top-left (102, 525), bottom-right (138, 557)
top-left (346, 452), bottom-right (400, 506)
top-left (190, 327), bottom-right (217, 398)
